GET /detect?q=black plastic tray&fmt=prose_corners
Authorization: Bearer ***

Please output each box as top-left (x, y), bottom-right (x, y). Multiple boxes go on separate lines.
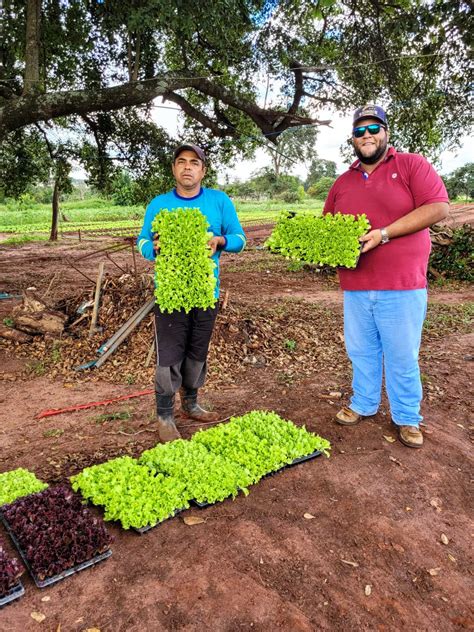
top-left (191, 450), bottom-right (322, 508)
top-left (1, 515), bottom-right (112, 588)
top-left (0, 582), bottom-right (25, 608)
top-left (132, 508), bottom-right (185, 534)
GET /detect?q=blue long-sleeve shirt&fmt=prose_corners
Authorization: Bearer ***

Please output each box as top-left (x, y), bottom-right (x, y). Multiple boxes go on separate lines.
top-left (137, 187), bottom-right (246, 298)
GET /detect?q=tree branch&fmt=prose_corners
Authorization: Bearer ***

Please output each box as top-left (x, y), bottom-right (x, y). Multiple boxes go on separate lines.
top-left (163, 91), bottom-right (236, 137)
top-left (0, 72), bottom-right (328, 138)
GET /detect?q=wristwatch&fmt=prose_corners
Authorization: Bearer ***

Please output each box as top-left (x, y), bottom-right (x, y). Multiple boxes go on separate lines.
top-left (380, 227), bottom-right (390, 244)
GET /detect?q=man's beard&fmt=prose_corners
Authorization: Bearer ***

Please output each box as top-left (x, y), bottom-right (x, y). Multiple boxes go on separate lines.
top-left (354, 137), bottom-right (388, 165)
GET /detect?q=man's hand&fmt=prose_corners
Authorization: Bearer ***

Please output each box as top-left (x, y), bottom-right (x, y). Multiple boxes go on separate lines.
top-left (208, 235), bottom-right (225, 254)
top-left (359, 229), bottom-right (383, 253)
top-left (153, 235), bottom-right (160, 253)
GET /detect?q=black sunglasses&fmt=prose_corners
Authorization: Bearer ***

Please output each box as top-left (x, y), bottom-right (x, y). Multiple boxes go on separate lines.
top-left (353, 123), bottom-right (386, 138)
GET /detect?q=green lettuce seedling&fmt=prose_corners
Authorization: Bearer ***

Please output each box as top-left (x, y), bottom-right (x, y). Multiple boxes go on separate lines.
top-left (152, 208), bottom-right (217, 313)
top-left (267, 211), bottom-right (370, 268)
top-left (0, 468), bottom-right (48, 506)
top-left (71, 456), bottom-right (189, 529)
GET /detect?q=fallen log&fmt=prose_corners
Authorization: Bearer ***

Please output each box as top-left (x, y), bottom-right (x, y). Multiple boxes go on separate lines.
top-left (13, 289), bottom-right (67, 336)
top-left (0, 323), bottom-right (32, 343)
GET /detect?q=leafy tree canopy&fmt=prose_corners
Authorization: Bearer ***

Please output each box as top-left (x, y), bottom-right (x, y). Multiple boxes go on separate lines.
top-left (0, 0), bottom-right (472, 198)
top-left (306, 158), bottom-right (337, 188)
top-left (442, 163), bottom-right (474, 200)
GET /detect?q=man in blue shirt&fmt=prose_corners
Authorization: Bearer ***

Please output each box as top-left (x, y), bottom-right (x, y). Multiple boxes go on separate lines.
top-left (137, 144), bottom-right (246, 442)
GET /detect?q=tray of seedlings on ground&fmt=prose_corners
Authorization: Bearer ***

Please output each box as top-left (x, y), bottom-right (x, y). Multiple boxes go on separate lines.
top-left (266, 211), bottom-right (370, 269)
top-left (152, 208), bottom-right (217, 313)
top-left (190, 411), bottom-right (331, 503)
top-left (1, 484), bottom-right (112, 588)
top-left (139, 439), bottom-right (252, 508)
top-left (0, 468), bottom-right (48, 507)
top-left (71, 456), bottom-right (190, 533)
top-left (0, 539), bottom-right (24, 608)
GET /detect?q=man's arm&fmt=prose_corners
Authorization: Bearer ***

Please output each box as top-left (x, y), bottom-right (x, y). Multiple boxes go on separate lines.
top-left (137, 202), bottom-right (158, 261)
top-left (360, 202), bottom-right (449, 252)
top-left (211, 193), bottom-right (246, 253)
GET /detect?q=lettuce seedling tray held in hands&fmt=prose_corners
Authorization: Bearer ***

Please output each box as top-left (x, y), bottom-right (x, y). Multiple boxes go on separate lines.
top-left (1, 515), bottom-right (112, 588)
top-left (0, 582), bottom-right (25, 608)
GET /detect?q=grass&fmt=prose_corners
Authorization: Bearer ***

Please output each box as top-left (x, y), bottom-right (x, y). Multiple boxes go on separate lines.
top-left (94, 410), bottom-right (132, 424)
top-left (1, 234), bottom-right (50, 246)
top-left (0, 197), bottom-right (324, 235)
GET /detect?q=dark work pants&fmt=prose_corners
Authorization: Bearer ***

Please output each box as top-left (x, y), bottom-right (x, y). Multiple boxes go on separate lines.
top-left (154, 305), bottom-right (218, 397)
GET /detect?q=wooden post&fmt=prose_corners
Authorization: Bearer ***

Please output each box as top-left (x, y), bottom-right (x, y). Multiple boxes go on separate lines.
top-left (131, 239), bottom-right (138, 278)
top-left (222, 289), bottom-right (230, 310)
top-left (89, 262), bottom-right (105, 337)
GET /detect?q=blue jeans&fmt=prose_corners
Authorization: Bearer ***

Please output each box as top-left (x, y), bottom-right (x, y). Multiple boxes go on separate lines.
top-left (343, 290), bottom-right (427, 427)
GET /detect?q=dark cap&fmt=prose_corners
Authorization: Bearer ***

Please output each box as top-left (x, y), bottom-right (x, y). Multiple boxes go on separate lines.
top-left (173, 144), bottom-right (206, 163)
top-left (353, 104), bottom-right (388, 127)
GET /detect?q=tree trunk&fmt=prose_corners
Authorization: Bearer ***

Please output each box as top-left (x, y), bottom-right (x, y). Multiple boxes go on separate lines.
top-left (23, 0), bottom-right (41, 96)
top-left (50, 179), bottom-right (60, 241)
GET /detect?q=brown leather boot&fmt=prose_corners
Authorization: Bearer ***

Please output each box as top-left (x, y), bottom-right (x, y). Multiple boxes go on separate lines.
top-left (179, 387), bottom-right (219, 422)
top-left (156, 394), bottom-right (181, 442)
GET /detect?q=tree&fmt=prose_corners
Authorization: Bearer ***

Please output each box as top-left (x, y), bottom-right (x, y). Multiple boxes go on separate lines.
top-left (306, 158), bottom-right (337, 189)
top-left (307, 176), bottom-right (336, 199)
top-left (0, 0), bottom-right (472, 205)
top-left (264, 125), bottom-right (319, 178)
top-left (443, 163), bottom-right (474, 201)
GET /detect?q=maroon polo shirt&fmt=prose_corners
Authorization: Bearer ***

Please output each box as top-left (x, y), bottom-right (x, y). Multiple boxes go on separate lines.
top-left (324, 147), bottom-right (449, 290)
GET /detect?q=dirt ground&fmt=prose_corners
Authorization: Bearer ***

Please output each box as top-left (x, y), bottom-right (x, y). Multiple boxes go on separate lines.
top-left (0, 223), bottom-right (473, 632)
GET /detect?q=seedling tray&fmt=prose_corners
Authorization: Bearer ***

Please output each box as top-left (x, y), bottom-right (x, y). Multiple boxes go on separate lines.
top-left (1, 515), bottom-right (112, 588)
top-left (0, 582), bottom-right (25, 608)
top-left (131, 508), bottom-right (185, 534)
top-left (191, 450), bottom-right (322, 508)
top-left (337, 242), bottom-right (364, 270)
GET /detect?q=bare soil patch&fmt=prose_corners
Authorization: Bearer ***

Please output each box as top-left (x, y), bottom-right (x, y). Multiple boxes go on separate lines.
top-left (0, 237), bottom-right (472, 632)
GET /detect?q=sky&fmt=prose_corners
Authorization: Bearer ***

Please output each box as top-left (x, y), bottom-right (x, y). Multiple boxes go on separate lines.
top-left (151, 101), bottom-right (472, 182)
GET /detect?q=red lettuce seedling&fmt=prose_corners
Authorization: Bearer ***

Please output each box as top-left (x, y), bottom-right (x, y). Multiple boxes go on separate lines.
top-left (2, 484), bottom-right (112, 582)
top-left (0, 540), bottom-right (23, 596)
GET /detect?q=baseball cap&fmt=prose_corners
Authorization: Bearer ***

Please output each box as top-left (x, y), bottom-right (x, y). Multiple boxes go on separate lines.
top-left (353, 104), bottom-right (388, 127)
top-left (173, 144), bottom-right (206, 163)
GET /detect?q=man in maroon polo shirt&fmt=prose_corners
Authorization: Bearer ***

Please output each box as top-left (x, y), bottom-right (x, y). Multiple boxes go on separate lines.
top-left (324, 104), bottom-right (449, 448)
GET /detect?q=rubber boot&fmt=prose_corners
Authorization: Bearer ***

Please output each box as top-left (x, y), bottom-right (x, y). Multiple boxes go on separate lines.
top-left (156, 394), bottom-right (181, 442)
top-left (179, 387), bottom-right (219, 422)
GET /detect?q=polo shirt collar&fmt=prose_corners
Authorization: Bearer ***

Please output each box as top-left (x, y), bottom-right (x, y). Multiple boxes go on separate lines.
top-left (350, 146), bottom-right (397, 172)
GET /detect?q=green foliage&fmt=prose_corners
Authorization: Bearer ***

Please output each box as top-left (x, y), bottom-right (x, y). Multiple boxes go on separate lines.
top-left (139, 440), bottom-right (250, 504)
top-left (429, 225), bottom-right (474, 282)
top-left (306, 159), bottom-right (337, 188)
top-left (307, 176), bottom-right (336, 199)
top-left (0, 468), bottom-right (48, 506)
top-left (192, 410), bottom-right (330, 482)
top-left (71, 411), bottom-right (330, 525)
top-left (265, 126), bottom-right (319, 178)
top-left (152, 208), bottom-right (217, 313)
top-left (442, 163), bottom-right (474, 201)
top-left (267, 211), bottom-right (370, 268)
top-left (70, 456), bottom-right (190, 530)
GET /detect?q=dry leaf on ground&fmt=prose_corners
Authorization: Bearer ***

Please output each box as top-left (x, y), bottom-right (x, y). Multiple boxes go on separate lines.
top-left (304, 513), bottom-right (315, 520)
top-left (31, 612), bottom-right (46, 623)
top-left (440, 533), bottom-right (449, 545)
top-left (364, 585), bottom-right (372, 596)
top-left (182, 515), bottom-right (205, 526)
top-left (428, 567), bottom-right (441, 576)
top-left (383, 435), bottom-right (396, 443)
